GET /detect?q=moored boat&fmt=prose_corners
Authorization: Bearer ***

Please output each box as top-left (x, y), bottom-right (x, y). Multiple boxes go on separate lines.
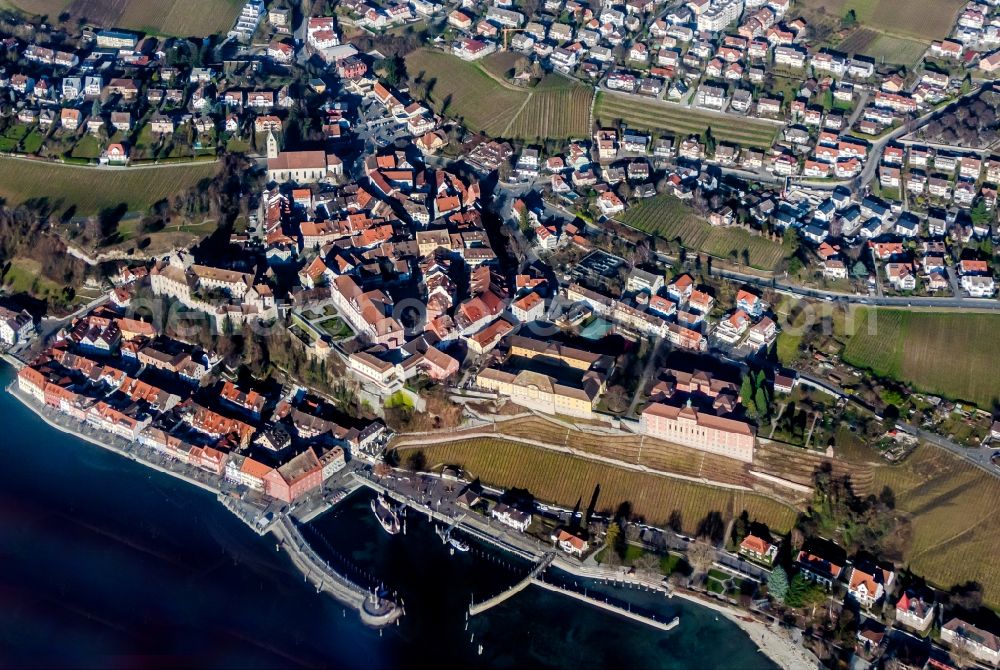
top-left (371, 494), bottom-right (401, 535)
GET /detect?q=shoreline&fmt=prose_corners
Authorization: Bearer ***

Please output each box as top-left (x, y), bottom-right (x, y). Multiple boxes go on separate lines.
top-left (672, 590), bottom-right (819, 670)
top-left (5, 377), bottom-right (404, 627)
top-left (5, 369), bottom-right (813, 663)
top-left (7, 382), bottom-right (220, 495)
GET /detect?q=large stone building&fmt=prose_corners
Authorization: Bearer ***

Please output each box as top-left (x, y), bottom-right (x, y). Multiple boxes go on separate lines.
top-left (639, 400), bottom-right (755, 462)
top-left (474, 335), bottom-right (614, 419)
top-left (267, 149), bottom-right (343, 183)
top-left (476, 367), bottom-right (599, 419)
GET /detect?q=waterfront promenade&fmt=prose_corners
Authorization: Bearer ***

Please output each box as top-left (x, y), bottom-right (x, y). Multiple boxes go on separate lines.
top-left (7, 382), bottom-right (221, 495)
top-left (271, 516), bottom-right (402, 627)
top-left (4, 380), bottom-right (403, 628)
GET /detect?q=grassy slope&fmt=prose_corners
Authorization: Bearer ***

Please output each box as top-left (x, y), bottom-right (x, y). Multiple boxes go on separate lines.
top-left (0, 158), bottom-right (220, 215)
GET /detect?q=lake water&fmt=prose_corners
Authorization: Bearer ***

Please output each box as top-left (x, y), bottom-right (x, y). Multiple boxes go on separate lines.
top-left (0, 363), bottom-right (776, 669)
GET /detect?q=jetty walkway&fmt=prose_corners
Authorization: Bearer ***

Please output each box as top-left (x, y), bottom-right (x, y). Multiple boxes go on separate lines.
top-left (531, 579), bottom-right (680, 631)
top-left (469, 552), bottom-right (678, 631)
top-left (468, 552), bottom-right (556, 616)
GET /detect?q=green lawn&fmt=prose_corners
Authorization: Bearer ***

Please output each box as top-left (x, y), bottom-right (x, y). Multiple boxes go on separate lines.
top-left (776, 331), bottom-right (804, 364)
top-left (317, 316), bottom-right (352, 339)
top-left (70, 134), bottom-right (102, 160)
top-left (22, 130), bottom-right (46, 154)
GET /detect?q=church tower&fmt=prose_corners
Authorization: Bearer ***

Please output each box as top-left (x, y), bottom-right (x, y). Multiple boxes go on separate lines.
top-left (266, 129), bottom-right (279, 159)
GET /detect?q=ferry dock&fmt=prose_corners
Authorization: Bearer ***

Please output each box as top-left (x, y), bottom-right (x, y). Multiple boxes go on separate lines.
top-left (6, 376), bottom-right (672, 634)
top-left (353, 470), bottom-right (681, 632)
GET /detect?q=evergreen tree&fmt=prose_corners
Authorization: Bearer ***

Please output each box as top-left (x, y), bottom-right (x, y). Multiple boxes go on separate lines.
top-left (785, 573), bottom-right (827, 609)
top-left (604, 522), bottom-right (621, 559)
top-left (702, 126), bottom-right (716, 155)
top-left (755, 386), bottom-right (769, 417)
top-left (740, 375), bottom-right (755, 411)
top-left (768, 566), bottom-right (789, 602)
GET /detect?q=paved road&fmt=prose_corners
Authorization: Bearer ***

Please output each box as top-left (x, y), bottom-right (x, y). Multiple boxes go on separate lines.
top-left (705, 265), bottom-right (1000, 310)
top-left (898, 423), bottom-right (999, 474)
top-left (22, 294), bottom-right (112, 359)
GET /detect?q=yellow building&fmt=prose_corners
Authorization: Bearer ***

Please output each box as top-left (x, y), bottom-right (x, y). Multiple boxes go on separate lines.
top-left (476, 368), bottom-right (597, 419)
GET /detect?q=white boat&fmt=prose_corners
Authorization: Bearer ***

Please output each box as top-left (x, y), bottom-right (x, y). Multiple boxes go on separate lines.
top-left (448, 536), bottom-right (470, 552)
top-left (371, 495), bottom-right (401, 535)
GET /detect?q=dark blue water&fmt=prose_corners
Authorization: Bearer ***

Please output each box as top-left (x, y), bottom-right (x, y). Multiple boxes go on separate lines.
top-left (0, 363), bottom-right (776, 669)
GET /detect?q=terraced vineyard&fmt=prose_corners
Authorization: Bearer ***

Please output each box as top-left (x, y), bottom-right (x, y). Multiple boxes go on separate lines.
top-left (408, 49), bottom-right (591, 140)
top-left (490, 415), bottom-right (755, 487)
top-left (622, 194), bottom-right (787, 270)
top-left (397, 437), bottom-right (799, 534)
top-left (870, 446), bottom-right (1000, 607)
top-left (595, 92), bottom-right (779, 149)
top-left (506, 76), bottom-right (594, 141)
top-left (754, 441), bottom-right (875, 494)
top-left (843, 309), bottom-right (1000, 408)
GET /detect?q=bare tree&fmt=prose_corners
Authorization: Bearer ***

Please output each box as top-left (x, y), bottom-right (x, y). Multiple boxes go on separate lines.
top-left (686, 541), bottom-right (717, 577)
top-left (949, 635), bottom-right (976, 669)
top-left (633, 552), bottom-right (662, 578)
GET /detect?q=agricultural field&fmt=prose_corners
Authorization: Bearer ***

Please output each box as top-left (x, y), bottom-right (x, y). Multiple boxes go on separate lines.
top-left (594, 92), bottom-right (779, 149)
top-left (7, 0), bottom-right (244, 36)
top-left (407, 49), bottom-right (591, 140)
top-left (396, 437), bottom-right (799, 535)
top-left (0, 0), bottom-right (70, 16)
top-left (840, 0), bottom-right (964, 41)
top-left (837, 28), bottom-right (928, 66)
top-left (622, 194), bottom-right (787, 270)
top-left (0, 157), bottom-right (220, 215)
top-left (487, 414), bottom-right (757, 489)
top-left (869, 445), bottom-right (1000, 608)
top-left (843, 309), bottom-right (1000, 409)
top-left (505, 75), bottom-right (594, 141)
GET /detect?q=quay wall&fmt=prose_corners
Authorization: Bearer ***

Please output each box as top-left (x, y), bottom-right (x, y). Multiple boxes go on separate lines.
top-left (8, 383), bottom-right (220, 495)
top-left (6, 383), bottom-right (402, 628)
